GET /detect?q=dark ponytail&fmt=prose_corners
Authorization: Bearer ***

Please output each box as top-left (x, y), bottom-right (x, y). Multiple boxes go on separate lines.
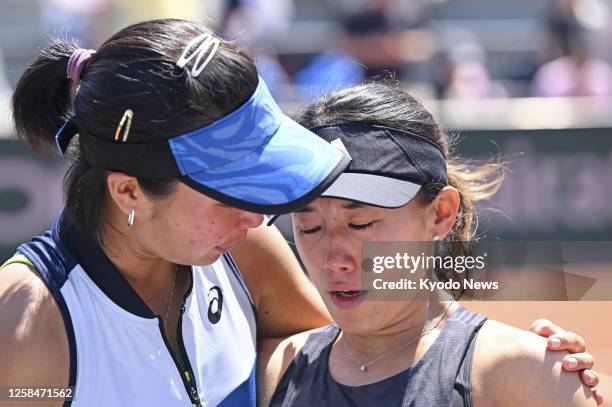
top-left (12, 39), bottom-right (80, 150)
top-left (11, 19), bottom-right (259, 246)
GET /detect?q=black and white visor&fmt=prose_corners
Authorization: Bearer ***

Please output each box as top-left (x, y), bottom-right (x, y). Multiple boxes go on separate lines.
top-left (311, 123), bottom-right (448, 208)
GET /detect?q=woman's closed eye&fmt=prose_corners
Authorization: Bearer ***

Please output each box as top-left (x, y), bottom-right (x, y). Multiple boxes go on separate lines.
top-left (298, 221), bottom-right (376, 235)
top-left (298, 226), bottom-right (321, 235)
top-left (348, 221), bottom-right (375, 231)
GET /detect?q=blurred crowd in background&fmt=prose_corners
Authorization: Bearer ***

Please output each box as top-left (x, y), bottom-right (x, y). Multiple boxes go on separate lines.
top-left (0, 0), bottom-right (611, 112)
top-left (1, 0), bottom-right (612, 248)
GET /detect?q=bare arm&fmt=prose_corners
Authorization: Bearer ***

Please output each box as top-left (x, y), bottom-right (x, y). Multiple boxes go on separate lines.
top-left (231, 222), bottom-right (332, 338)
top-left (473, 320), bottom-right (597, 407)
top-left (257, 330), bottom-right (315, 407)
top-left (0, 263), bottom-right (69, 407)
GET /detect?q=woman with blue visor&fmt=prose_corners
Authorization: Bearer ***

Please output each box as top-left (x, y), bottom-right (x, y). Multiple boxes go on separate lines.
top-left (0, 19), bottom-right (602, 406)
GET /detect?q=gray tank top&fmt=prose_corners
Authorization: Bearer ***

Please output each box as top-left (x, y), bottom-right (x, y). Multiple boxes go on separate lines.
top-left (270, 306), bottom-right (486, 407)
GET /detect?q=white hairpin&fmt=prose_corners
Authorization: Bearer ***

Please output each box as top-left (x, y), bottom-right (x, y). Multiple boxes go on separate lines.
top-left (176, 32), bottom-right (221, 77)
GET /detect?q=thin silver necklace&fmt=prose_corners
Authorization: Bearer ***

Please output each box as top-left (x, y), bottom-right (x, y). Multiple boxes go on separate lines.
top-left (163, 266), bottom-right (178, 329)
top-left (340, 301), bottom-right (453, 373)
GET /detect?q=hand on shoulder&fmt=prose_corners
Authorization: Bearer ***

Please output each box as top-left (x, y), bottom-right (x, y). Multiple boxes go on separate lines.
top-left (473, 320), bottom-right (597, 407)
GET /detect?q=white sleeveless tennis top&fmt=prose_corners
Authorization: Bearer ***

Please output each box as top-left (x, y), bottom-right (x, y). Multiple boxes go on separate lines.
top-left (16, 211), bottom-right (257, 407)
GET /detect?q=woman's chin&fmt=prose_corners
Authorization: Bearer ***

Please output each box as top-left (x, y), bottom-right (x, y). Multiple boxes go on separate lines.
top-left (327, 305), bottom-right (382, 334)
top-left (189, 250), bottom-right (223, 266)
top-left (333, 317), bottom-right (381, 335)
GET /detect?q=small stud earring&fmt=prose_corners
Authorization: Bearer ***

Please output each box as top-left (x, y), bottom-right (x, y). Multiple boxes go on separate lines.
top-left (433, 234), bottom-right (441, 242)
top-left (128, 209), bottom-right (135, 227)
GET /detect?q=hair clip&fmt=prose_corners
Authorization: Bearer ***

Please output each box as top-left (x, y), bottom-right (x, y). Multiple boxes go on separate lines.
top-left (176, 32), bottom-right (221, 77)
top-left (114, 109), bottom-right (134, 142)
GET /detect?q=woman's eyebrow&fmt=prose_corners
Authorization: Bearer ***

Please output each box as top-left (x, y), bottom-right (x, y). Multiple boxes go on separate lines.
top-left (294, 202), bottom-right (367, 213)
top-left (294, 206), bottom-right (313, 213)
top-left (342, 202), bottom-right (366, 210)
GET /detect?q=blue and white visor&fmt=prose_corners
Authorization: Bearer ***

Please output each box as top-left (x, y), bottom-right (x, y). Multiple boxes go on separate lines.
top-left (55, 77), bottom-right (350, 214)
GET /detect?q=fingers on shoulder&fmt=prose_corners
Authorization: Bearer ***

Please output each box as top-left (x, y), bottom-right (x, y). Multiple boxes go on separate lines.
top-left (528, 318), bottom-right (559, 336)
top-left (476, 320), bottom-right (596, 406)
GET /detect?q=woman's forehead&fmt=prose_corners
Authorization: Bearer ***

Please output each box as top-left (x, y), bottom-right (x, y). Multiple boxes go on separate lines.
top-left (294, 198), bottom-right (385, 214)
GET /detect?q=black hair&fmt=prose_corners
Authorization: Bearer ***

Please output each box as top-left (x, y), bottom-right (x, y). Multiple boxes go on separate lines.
top-left (12, 19), bottom-right (258, 245)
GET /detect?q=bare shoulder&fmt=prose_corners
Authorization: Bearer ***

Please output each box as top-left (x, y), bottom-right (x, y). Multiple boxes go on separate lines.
top-left (472, 320), bottom-right (596, 407)
top-left (0, 262), bottom-right (69, 391)
top-left (257, 327), bottom-right (327, 407)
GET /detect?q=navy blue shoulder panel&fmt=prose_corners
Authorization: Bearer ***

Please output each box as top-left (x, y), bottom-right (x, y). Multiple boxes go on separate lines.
top-left (17, 212), bottom-right (78, 407)
top-left (17, 215), bottom-right (77, 295)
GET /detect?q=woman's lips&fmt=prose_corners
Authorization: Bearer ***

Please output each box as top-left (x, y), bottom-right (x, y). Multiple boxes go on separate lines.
top-left (329, 290), bottom-right (367, 309)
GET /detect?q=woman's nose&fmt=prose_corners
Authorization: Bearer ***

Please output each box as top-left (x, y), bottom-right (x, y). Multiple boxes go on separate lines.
top-left (323, 233), bottom-right (356, 274)
top-left (237, 211), bottom-right (264, 230)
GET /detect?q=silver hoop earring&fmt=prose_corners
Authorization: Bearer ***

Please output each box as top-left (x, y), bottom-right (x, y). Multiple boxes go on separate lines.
top-left (128, 209), bottom-right (135, 227)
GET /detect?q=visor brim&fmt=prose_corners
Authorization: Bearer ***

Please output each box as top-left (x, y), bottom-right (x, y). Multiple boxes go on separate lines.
top-left (181, 116), bottom-right (351, 214)
top-left (320, 173), bottom-right (422, 208)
